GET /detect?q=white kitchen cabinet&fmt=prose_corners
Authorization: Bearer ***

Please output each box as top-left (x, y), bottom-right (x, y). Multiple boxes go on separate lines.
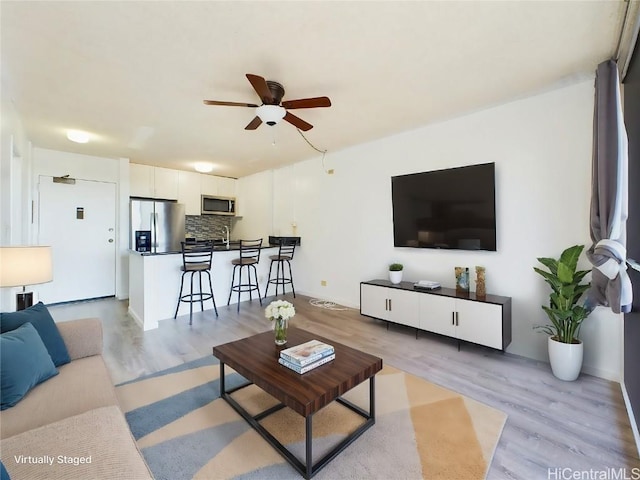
top-left (153, 167), bottom-right (179, 200)
top-left (130, 164), bottom-right (238, 214)
top-left (217, 177), bottom-right (237, 198)
top-left (130, 164), bottom-right (154, 197)
top-left (200, 175), bottom-right (236, 198)
top-left (360, 283), bottom-right (419, 329)
top-left (200, 175), bottom-right (219, 196)
top-left (178, 171), bottom-right (202, 215)
top-left (361, 280), bottom-right (511, 351)
top-left (129, 164), bottom-right (178, 200)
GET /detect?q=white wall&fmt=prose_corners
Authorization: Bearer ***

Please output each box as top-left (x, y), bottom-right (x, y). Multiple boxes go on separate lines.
top-left (31, 148), bottom-right (130, 300)
top-left (238, 79), bottom-right (622, 381)
top-left (273, 165), bottom-right (298, 237)
top-left (1, 74), bottom-right (33, 311)
top-left (232, 169), bottom-right (273, 242)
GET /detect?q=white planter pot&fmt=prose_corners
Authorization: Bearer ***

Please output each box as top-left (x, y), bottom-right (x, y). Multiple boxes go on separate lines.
top-left (389, 270), bottom-right (403, 284)
top-left (548, 336), bottom-right (583, 381)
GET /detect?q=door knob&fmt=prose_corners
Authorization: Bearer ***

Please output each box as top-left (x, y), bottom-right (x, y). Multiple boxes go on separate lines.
top-left (108, 239), bottom-right (114, 243)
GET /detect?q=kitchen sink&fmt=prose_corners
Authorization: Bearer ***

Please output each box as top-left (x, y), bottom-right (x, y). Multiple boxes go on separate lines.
top-left (212, 240), bottom-right (240, 250)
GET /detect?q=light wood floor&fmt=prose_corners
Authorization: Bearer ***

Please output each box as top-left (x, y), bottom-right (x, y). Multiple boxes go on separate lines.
top-left (49, 294), bottom-right (640, 479)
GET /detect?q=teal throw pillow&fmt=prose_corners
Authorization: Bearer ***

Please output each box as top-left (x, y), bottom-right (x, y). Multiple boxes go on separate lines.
top-left (1, 322), bottom-right (58, 410)
top-left (0, 461), bottom-right (9, 480)
top-left (0, 302), bottom-right (70, 366)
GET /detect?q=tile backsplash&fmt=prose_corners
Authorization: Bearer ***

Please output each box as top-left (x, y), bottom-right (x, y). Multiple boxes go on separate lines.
top-left (185, 215), bottom-right (232, 240)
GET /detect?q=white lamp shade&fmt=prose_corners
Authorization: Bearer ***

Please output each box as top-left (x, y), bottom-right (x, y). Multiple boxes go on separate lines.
top-left (256, 105), bottom-right (286, 125)
top-left (0, 246), bottom-right (53, 287)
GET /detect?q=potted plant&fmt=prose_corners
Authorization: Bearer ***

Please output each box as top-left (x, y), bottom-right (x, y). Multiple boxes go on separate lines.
top-left (389, 263), bottom-right (404, 284)
top-left (533, 244), bottom-right (592, 381)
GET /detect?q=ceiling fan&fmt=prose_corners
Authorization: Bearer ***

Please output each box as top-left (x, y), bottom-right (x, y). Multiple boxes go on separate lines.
top-left (203, 74), bottom-right (331, 131)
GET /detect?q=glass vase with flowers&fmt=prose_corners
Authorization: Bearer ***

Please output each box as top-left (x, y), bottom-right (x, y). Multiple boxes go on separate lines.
top-left (265, 300), bottom-right (296, 345)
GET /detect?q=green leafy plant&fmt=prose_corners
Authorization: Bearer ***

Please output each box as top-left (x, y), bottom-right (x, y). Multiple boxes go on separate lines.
top-left (389, 263), bottom-right (404, 271)
top-left (533, 245), bottom-right (592, 344)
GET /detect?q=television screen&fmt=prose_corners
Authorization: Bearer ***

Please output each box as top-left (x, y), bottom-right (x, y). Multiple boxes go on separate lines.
top-left (391, 163), bottom-right (496, 251)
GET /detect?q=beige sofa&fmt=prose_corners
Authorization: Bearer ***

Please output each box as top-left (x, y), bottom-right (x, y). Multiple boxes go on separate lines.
top-left (0, 318), bottom-right (153, 479)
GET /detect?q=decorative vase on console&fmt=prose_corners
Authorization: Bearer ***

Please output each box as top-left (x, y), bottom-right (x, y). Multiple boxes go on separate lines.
top-left (265, 300), bottom-right (296, 345)
top-left (475, 266), bottom-right (486, 298)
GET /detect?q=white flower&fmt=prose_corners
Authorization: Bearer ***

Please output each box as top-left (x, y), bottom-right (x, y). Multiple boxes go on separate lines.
top-left (265, 300), bottom-right (296, 321)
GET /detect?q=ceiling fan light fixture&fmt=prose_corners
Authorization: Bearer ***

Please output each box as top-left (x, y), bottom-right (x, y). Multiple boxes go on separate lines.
top-left (194, 162), bottom-right (214, 173)
top-left (256, 105), bottom-right (286, 126)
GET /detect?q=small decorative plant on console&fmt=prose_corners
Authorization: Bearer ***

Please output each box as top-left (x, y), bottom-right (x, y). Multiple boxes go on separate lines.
top-left (265, 300), bottom-right (296, 345)
top-left (389, 263), bottom-right (404, 284)
top-left (533, 244), bottom-right (592, 381)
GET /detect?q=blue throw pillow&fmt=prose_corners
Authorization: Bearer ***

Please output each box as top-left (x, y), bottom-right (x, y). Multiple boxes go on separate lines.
top-left (0, 461), bottom-right (9, 480)
top-left (1, 322), bottom-right (58, 410)
top-left (0, 302), bottom-right (70, 366)
top-left (0, 461), bottom-right (10, 480)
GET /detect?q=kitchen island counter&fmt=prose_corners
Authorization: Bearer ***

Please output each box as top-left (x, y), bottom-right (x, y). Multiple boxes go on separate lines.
top-left (135, 241), bottom-right (287, 255)
top-left (129, 245), bottom-right (278, 330)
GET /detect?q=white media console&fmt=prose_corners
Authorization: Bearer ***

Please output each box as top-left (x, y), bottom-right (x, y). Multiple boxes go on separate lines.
top-left (360, 279), bottom-right (512, 351)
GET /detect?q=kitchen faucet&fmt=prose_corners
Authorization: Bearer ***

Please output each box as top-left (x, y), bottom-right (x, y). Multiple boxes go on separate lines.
top-left (224, 226), bottom-right (230, 249)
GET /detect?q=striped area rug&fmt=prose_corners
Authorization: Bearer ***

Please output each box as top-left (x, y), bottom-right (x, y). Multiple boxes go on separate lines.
top-left (115, 356), bottom-right (506, 480)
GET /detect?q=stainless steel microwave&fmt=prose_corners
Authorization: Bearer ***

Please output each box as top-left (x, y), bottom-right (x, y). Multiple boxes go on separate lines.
top-left (201, 195), bottom-right (236, 215)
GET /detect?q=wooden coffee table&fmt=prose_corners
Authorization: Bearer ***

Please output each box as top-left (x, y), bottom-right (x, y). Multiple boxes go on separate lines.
top-left (212, 327), bottom-right (383, 479)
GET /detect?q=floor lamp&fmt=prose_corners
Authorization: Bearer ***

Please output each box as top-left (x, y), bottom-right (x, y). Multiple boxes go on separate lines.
top-left (0, 246), bottom-right (53, 311)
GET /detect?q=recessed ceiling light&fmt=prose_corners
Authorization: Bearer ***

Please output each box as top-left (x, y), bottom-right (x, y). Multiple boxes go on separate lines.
top-left (66, 130), bottom-right (90, 143)
top-left (194, 162), bottom-right (214, 173)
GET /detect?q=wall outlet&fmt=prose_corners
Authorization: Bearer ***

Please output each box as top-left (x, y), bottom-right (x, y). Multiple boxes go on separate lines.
top-left (321, 280), bottom-right (327, 286)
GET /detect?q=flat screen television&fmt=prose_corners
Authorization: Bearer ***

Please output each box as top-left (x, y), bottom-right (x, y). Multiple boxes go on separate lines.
top-left (391, 163), bottom-right (496, 251)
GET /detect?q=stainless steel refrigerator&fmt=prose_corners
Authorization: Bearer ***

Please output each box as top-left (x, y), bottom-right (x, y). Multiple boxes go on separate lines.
top-left (130, 199), bottom-right (185, 253)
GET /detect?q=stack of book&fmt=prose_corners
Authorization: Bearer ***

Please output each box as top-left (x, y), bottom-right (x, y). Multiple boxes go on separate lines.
top-left (278, 339), bottom-right (335, 374)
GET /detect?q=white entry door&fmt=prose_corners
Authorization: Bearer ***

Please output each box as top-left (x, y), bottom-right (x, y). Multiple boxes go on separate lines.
top-left (38, 176), bottom-right (117, 304)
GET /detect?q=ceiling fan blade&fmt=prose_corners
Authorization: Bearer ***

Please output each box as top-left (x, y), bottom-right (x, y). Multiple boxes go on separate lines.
top-left (246, 74), bottom-right (274, 104)
top-left (203, 100), bottom-right (258, 107)
top-left (284, 112), bottom-right (313, 131)
top-left (281, 96), bottom-right (331, 110)
top-left (245, 116), bottom-right (262, 130)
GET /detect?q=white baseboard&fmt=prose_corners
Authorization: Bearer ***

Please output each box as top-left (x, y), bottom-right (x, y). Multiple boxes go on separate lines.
top-left (127, 307), bottom-right (158, 330)
top-left (621, 381), bottom-right (640, 458)
top-left (581, 364), bottom-right (620, 382)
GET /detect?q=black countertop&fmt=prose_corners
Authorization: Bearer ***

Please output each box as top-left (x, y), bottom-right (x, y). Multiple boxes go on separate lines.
top-left (132, 243), bottom-right (281, 256)
top-left (268, 236), bottom-right (301, 246)
top-left (133, 236), bottom-right (301, 256)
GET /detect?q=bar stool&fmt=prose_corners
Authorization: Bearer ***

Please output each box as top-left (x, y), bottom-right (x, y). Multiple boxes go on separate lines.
top-left (264, 239), bottom-right (296, 299)
top-left (174, 241), bottom-right (218, 325)
top-left (227, 239), bottom-right (263, 312)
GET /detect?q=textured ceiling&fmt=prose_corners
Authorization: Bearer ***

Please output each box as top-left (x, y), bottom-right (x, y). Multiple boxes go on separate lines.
top-left (0, 1), bottom-right (628, 178)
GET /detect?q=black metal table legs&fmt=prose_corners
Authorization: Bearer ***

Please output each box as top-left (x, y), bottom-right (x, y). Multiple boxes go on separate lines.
top-left (218, 362), bottom-right (376, 479)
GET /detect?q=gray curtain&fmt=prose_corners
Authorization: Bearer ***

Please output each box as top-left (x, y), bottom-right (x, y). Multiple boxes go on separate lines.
top-left (587, 59), bottom-right (632, 314)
